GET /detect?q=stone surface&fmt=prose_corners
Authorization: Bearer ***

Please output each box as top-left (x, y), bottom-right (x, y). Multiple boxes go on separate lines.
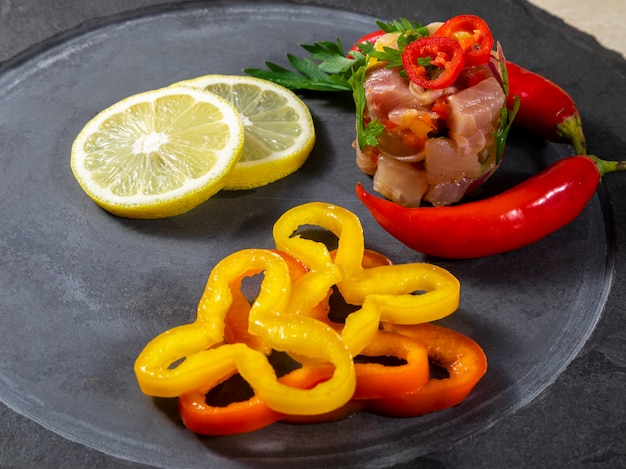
top-left (0, 1), bottom-right (624, 468)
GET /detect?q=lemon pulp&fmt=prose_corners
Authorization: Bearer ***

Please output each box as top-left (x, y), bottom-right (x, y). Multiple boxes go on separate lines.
top-left (173, 75), bottom-right (315, 190)
top-left (71, 86), bottom-right (244, 218)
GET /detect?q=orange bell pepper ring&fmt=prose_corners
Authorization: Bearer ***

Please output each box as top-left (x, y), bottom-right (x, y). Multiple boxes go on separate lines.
top-left (353, 330), bottom-right (429, 400)
top-left (178, 362), bottom-right (341, 435)
top-left (364, 322), bottom-right (488, 416)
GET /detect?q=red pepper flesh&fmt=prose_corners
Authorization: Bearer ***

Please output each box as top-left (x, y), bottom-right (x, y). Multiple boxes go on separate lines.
top-left (402, 36), bottom-right (466, 89)
top-left (432, 14), bottom-right (494, 66)
top-left (356, 155), bottom-right (607, 259)
top-left (506, 60), bottom-right (586, 155)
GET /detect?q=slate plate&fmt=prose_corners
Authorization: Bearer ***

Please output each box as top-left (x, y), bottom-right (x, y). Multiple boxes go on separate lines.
top-left (0, 2), bottom-right (614, 468)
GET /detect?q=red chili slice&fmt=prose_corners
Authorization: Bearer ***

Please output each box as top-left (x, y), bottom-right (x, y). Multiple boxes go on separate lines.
top-left (401, 36), bottom-right (465, 90)
top-left (432, 14), bottom-right (494, 66)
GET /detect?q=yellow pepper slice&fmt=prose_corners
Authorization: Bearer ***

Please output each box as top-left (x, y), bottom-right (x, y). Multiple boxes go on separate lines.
top-left (272, 202), bottom-right (345, 316)
top-left (134, 248), bottom-right (355, 415)
top-left (340, 262), bottom-right (460, 354)
top-left (273, 202), bottom-right (460, 356)
top-left (135, 202), bottom-right (460, 419)
top-left (134, 249), bottom-right (291, 397)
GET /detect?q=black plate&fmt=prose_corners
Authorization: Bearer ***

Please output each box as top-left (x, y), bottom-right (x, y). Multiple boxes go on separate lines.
top-left (0, 3), bottom-right (614, 468)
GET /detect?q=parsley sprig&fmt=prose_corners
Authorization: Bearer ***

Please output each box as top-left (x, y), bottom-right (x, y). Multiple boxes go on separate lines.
top-left (244, 39), bottom-right (358, 92)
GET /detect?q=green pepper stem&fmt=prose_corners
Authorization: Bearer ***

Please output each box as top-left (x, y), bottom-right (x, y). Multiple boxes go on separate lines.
top-left (589, 155), bottom-right (626, 176)
top-left (557, 114), bottom-right (587, 156)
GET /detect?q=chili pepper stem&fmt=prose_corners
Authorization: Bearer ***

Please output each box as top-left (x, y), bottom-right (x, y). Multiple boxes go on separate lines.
top-left (557, 114), bottom-right (586, 155)
top-left (589, 155), bottom-right (626, 176)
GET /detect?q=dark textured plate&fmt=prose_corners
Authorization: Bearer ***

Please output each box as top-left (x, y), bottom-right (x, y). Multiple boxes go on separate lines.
top-left (0, 2), bottom-right (614, 468)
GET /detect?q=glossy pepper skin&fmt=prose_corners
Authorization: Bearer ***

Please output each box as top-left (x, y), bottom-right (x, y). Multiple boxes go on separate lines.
top-left (401, 36), bottom-right (466, 89)
top-left (133, 248), bottom-right (357, 415)
top-left (431, 14), bottom-right (494, 66)
top-left (136, 202), bottom-right (469, 435)
top-left (364, 322), bottom-right (487, 417)
top-left (356, 155), bottom-right (618, 259)
top-left (506, 61), bottom-right (586, 155)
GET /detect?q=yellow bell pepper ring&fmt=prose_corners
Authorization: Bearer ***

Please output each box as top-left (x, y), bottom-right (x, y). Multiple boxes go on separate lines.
top-left (273, 202), bottom-right (365, 275)
top-left (134, 248), bottom-right (292, 397)
top-left (134, 201), bottom-right (470, 430)
top-left (338, 262), bottom-right (460, 354)
top-left (272, 202), bottom-right (460, 356)
top-left (134, 247), bottom-right (356, 415)
top-left (272, 202), bottom-right (357, 316)
top-left (239, 315), bottom-right (356, 415)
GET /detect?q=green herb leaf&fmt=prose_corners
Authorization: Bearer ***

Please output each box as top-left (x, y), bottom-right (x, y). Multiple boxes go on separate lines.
top-left (349, 65), bottom-right (384, 149)
top-left (376, 18), bottom-right (428, 36)
top-left (244, 39), bottom-right (364, 92)
top-left (243, 63), bottom-right (351, 91)
top-left (368, 46), bottom-right (404, 69)
top-left (493, 43), bottom-right (519, 162)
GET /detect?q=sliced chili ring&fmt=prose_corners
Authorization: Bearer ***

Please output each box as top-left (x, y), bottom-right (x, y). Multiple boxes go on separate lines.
top-left (401, 36), bottom-right (465, 90)
top-left (432, 14), bottom-right (494, 66)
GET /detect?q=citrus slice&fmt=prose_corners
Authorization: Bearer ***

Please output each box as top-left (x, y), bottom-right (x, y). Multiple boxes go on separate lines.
top-left (71, 86), bottom-right (245, 219)
top-left (172, 75), bottom-right (315, 190)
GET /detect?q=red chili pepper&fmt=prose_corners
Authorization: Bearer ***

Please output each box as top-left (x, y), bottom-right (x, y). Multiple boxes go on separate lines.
top-left (356, 155), bottom-right (625, 259)
top-left (363, 322), bottom-right (487, 417)
top-left (402, 36), bottom-right (466, 90)
top-left (506, 60), bottom-right (586, 155)
top-left (432, 14), bottom-right (494, 66)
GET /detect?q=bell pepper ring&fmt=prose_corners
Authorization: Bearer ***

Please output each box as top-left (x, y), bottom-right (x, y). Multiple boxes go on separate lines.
top-left (279, 364), bottom-right (364, 424)
top-left (134, 202), bottom-right (485, 434)
top-left (178, 362), bottom-right (344, 435)
top-left (134, 249), bottom-right (290, 397)
top-left (432, 14), bottom-right (494, 66)
top-left (223, 250), bottom-right (310, 354)
top-left (363, 322), bottom-right (488, 417)
top-left (178, 375), bottom-right (283, 436)
top-left (272, 203), bottom-right (346, 317)
top-left (352, 330), bottom-right (429, 400)
top-left (273, 202), bottom-right (460, 356)
top-left (134, 248), bottom-right (356, 415)
top-left (401, 36), bottom-right (466, 89)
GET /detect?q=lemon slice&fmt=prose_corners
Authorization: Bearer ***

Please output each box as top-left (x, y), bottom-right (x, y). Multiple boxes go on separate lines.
top-left (173, 75), bottom-right (315, 190)
top-left (71, 86), bottom-right (245, 219)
